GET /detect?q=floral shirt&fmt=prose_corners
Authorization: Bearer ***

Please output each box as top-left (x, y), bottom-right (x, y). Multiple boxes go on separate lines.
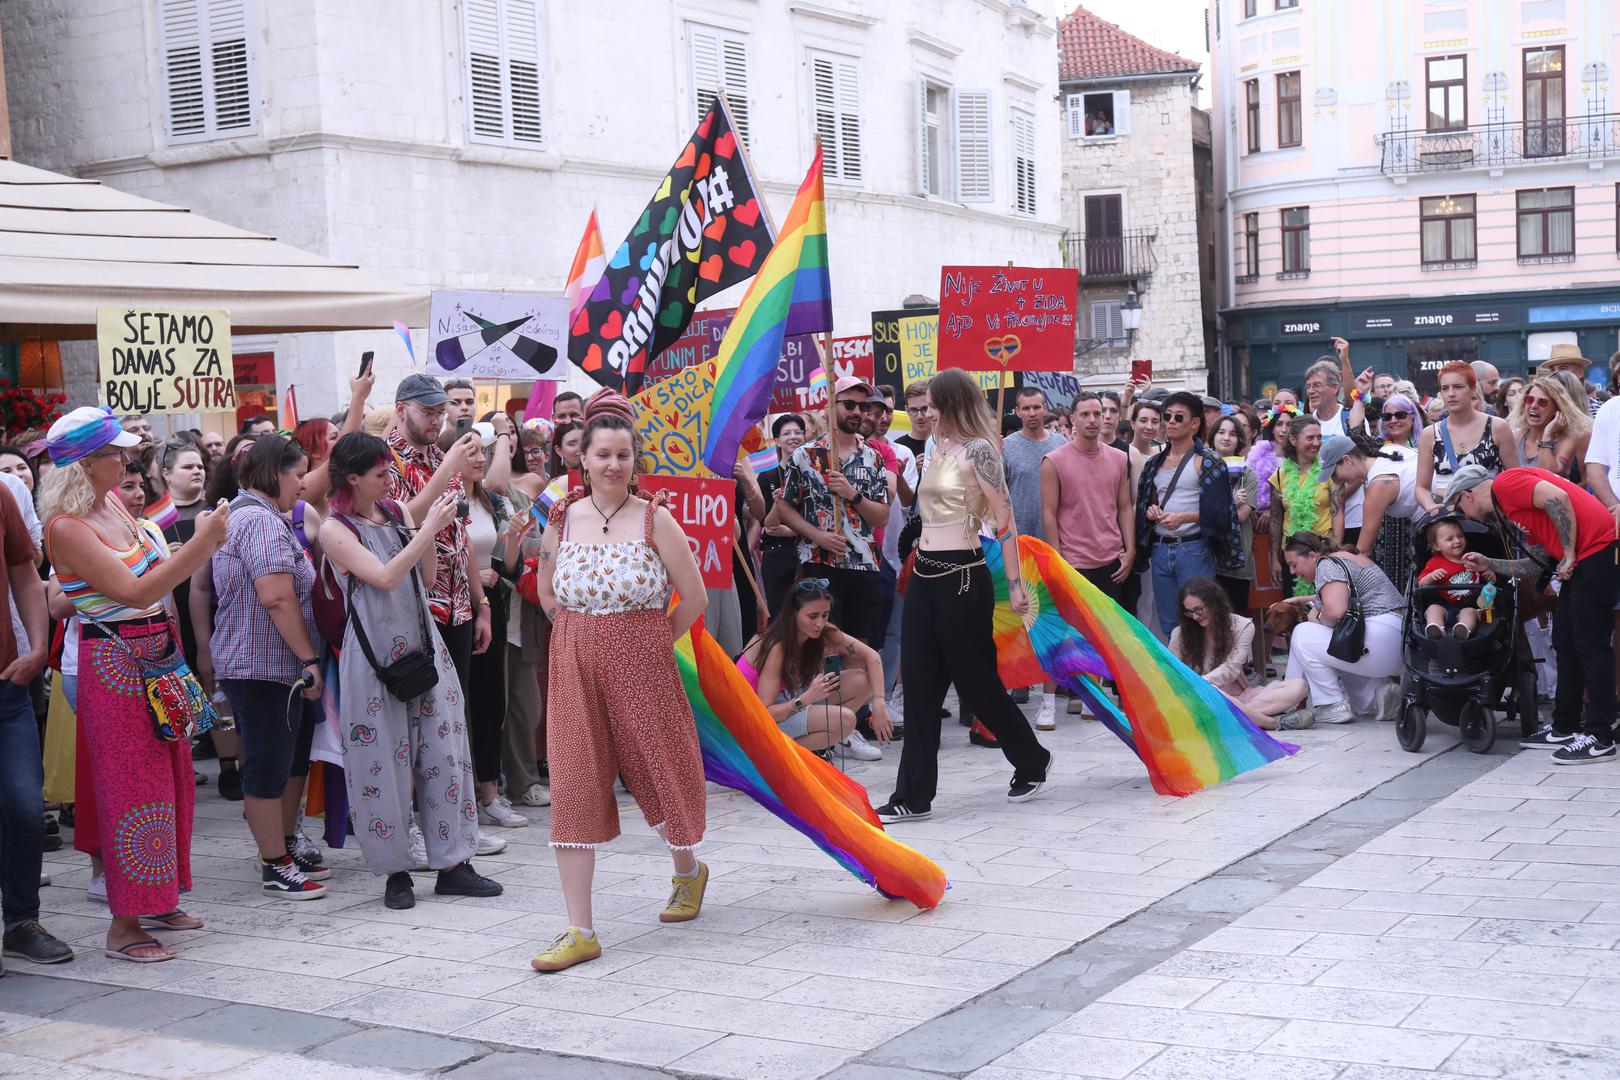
top-left (781, 436), bottom-right (888, 571)
top-left (386, 428), bottom-right (470, 627)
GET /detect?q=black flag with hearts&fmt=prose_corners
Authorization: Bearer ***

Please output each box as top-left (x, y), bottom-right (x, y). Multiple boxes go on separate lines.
top-left (568, 98), bottom-right (776, 394)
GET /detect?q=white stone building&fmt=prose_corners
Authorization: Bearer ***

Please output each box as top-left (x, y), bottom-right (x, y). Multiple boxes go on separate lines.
top-left (1057, 5), bottom-right (1214, 392)
top-left (2, 0), bottom-right (1064, 422)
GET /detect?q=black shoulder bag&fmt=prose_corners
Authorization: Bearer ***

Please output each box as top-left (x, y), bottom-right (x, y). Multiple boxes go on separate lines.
top-left (346, 503), bottom-right (441, 702)
top-left (1324, 556), bottom-right (1368, 662)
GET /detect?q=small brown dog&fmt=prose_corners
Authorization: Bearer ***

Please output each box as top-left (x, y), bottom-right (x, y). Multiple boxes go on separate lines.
top-left (1265, 600), bottom-right (1309, 637)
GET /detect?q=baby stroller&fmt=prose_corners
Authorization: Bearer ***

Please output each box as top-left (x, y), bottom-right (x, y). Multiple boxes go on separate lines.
top-left (1397, 511), bottom-right (1540, 753)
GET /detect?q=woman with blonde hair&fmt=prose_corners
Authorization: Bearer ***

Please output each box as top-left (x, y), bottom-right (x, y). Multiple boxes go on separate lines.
top-left (1507, 374), bottom-right (1591, 482)
top-left (877, 368), bottom-right (1051, 824)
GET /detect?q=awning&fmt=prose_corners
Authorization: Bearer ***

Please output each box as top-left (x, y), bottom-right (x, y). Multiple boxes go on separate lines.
top-left (0, 158), bottom-right (428, 341)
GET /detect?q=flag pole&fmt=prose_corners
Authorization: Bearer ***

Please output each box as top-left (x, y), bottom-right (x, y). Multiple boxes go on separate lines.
top-left (715, 93), bottom-right (779, 237)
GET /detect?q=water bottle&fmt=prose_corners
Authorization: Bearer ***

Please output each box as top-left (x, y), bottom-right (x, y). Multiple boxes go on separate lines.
top-left (1478, 580), bottom-right (1496, 623)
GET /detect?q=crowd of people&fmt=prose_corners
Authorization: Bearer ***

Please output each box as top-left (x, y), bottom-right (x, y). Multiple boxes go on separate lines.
top-left (2, 336), bottom-right (1618, 978)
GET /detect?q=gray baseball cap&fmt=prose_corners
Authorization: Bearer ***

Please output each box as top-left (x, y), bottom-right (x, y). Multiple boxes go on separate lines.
top-left (395, 373), bottom-right (449, 406)
top-left (1441, 463), bottom-right (1492, 506)
top-left (1317, 435), bottom-right (1356, 473)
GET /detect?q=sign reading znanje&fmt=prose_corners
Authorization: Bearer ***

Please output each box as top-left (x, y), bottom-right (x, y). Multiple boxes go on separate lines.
top-left (97, 308), bottom-right (235, 415)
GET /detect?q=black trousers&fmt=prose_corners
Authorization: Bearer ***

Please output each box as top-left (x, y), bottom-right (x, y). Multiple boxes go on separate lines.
top-left (807, 563), bottom-right (882, 645)
top-left (762, 543), bottom-right (800, 618)
top-left (1551, 544), bottom-right (1620, 739)
top-left (466, 589), bottom-right (508, 784)
top-left (439, 616), bottom-right (475, 704)
top-left (1077, 560), bottom-right (1123, 604)
top-left (891, 550), bottom-right (1050, 811)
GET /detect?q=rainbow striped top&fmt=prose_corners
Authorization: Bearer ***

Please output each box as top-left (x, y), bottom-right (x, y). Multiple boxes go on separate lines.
top-left (56, 498), bottom-right (168, 623)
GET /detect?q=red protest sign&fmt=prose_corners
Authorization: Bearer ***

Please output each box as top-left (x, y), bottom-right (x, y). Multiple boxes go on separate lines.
top-left (771, 335), bottom-right (875, 413)
top-left (936, 266), bottom-right (1080, 372)
top-left (638, 474), bottom-right (735, 589)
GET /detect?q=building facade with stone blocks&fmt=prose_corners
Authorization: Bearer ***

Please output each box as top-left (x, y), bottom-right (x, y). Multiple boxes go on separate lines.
top-left (0, 0), bottom-right (1063, 422)
top-left (1057, 4), bottom-right (1214, 394)
top-left (1210, 0), bottom-right (1620, 403)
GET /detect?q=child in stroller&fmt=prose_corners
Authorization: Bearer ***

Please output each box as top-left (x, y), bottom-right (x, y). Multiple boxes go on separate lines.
top-left (1419, 518), bottom-right (1496, 641)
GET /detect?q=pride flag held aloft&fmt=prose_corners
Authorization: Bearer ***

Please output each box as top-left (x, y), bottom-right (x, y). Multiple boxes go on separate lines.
top-left (701, 144), bottom-right (832, 475)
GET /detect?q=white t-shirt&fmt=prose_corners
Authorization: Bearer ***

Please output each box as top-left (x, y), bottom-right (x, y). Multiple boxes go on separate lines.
top-left (1316, 404), bottom-right (1348, 441)
top-left (882, 437), bottom-right (918, 570)
top-left (1367, 445), bottom-right (1421, 521)
top-left (1587, 397), bottom-right (1620, 497)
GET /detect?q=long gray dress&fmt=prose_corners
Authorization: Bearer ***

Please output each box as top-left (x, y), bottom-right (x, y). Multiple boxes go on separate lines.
top-left (337, 515), bottom-right (477, 875)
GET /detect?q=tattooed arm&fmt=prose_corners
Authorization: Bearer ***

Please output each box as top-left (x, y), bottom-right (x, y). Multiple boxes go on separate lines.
top-left (964, 437), bottom-right (1030, 615)
top-left (1466, 509), bottom-right (1560, 581)
top-left (1531, 481), bottom-right (1580, 578)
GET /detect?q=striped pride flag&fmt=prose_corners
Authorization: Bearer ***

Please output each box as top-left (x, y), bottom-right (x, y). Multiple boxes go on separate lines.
top-left (700, 146), bottom-right (831, 474)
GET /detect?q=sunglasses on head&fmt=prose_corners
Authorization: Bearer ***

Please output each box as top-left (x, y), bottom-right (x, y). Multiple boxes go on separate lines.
top-left (794, 578), bottom-right (832, 596)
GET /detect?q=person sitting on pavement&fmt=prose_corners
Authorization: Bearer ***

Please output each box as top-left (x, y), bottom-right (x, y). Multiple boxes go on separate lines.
top-left (1170, 577), bottom-right (1311, 731)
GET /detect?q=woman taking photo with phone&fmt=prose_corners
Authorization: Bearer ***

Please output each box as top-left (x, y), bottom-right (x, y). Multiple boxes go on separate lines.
top-left (736, 577), bottom-right (892, 758)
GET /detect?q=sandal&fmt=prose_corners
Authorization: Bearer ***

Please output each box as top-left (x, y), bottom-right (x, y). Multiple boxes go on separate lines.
top-left (139, 909), bottom-right (204, 931)
top-left (105, 938), bottom-right (173, 963)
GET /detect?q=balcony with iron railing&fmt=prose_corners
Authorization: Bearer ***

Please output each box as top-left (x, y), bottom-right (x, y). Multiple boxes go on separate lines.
top-left (1060, 230), bottom-right (1158, 282)
top-left (1376, 114), bottom-right (1620, 175)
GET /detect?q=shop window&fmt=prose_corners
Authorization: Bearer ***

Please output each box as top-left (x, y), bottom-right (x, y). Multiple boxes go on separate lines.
top-left (1245, 79), bottom-right (1261, 153)
top-left (1420, 194), bottom-right (1476, 266)
top-left (1280, 206), bottom-right (1310, 275)
top-left (1425, 55), bottom-right (1466, 132)
top-left (1517, 186), bottom-right (1574, 261)
top-left (1276, 71), bottom-right (1301, 148)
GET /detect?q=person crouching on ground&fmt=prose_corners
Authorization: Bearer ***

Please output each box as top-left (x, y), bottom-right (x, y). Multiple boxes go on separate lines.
top-left (737, 577), bottom-right (893, 760)
top-left (528, 391), bottom-right (710, 973)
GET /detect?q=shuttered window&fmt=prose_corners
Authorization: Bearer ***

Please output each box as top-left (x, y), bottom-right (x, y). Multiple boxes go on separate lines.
top-left (464, 0), bottom-right (545, 148)
top-left (159, 0), bottom-right (255, 142)
top-left (1065, 93), bottom-right (1085, 139)
top-left (1090, 300), bottom-right (1125, 347)
top-left (809, 51), bottom-right (862, 184)
top-left (1011, 108), bottom-right (1036, 216)
top-left (955, 89), bottom-right (992, 203)
top-left (690, 24), bottom-right (750, 144)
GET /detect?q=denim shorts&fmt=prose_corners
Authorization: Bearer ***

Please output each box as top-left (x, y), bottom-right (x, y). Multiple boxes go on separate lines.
top-left (220, 678), bottom-right (316, 799)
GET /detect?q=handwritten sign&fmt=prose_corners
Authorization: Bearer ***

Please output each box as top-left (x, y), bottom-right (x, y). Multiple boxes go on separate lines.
top-left (771, 335), bottom-right (874, 412)
top-left (632, 361), bottom-right (718, 477)
top-left (97, 308), bottom-right (235, 415)
top-left (638, 474), bottom-right (734, 588)
top-left (428, 290), bottom-right (567, 381)
top-left (1022, 370), bottom-right (1082, 410)
top-left (645, 308), bottom-right (736, 385)
top-left (898, 314), bottom-right (1015, 391)
top-left (937, 266), bottom-right (1080, 372)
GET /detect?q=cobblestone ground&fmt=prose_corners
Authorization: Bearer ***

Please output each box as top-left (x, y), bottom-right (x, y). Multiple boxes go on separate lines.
top-left (3, 701), bottom-right (1609, 1079)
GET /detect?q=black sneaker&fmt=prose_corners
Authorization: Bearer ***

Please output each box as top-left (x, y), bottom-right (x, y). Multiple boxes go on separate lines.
top-left (41, 834), bottom-right (61, 853)
top-left (875, 802), bottom-right (931, 824)
top-left (217, 765), bottom-right (243, 802)
top-left (1, 920), bottom-right (72, 964)
top-left (1520, 726), bottom-right (1578, 750)
top-left (1010, 688), bottom-right (1030, 704)
top-left (262, 857), bottom-right (326, 900)
top-left (290, 850), bottom-right (332, 881)
top-left (1551, 734), bottom-right (1617, 766)
top-left (384, 871), bottom-right (416, 909)
top-left (435, 862), bottom-right (504, 898)
top-left (42, 815), bottom-right (58, 837)
top-left (1008, 750), bottom-right (1053, 803)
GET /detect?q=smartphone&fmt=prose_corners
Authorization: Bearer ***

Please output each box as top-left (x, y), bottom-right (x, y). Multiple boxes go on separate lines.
top-left (358, 350), bottom-right (374, 379)
top-left (1130, 358), bottom-right (1153, 383)
top-left (455, 417), bottom-right (474, 439)
top-left (822, 654), bottom-right (844, 676)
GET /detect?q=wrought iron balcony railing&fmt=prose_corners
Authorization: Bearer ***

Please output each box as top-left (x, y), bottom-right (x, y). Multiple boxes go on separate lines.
top-left (1061, 230), bottom-right (1157, 281)
top-left (1377, 114), bottom-right (1620, 175)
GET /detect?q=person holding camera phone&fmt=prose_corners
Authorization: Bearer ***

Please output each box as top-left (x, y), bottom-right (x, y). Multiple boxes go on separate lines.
top-left (321, 432), bottom-right (504, 910)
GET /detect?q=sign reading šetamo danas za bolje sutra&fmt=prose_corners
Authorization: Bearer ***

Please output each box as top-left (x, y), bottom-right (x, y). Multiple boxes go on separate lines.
top-left (97, 307), bottom-right (236, 415)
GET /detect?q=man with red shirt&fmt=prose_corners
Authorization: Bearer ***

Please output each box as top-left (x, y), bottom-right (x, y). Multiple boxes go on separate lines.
top-left (1446, 464), bottom-right (1619, 764)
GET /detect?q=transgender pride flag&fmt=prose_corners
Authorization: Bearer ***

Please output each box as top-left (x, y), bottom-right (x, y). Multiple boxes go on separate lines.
top-left (700, 146), bottom-right (831, 474)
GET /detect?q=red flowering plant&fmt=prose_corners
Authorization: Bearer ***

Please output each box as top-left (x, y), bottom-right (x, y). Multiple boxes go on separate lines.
top-left (0, 380), bottom-right (67, 440)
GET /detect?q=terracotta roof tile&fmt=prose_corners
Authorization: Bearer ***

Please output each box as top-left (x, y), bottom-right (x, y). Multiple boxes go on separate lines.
top-left (1058, 4), bottom-right (1200, 82)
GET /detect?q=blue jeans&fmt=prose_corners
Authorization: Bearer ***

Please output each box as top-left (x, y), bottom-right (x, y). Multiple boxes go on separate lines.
top-left (0, 679), bottom-right (43, 928)
top-left (1150, 538), bottom-right (1218, 637)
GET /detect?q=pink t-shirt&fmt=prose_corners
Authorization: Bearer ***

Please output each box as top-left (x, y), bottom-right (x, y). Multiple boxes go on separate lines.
top-left (1045, 441), bottom-right (1128, 570)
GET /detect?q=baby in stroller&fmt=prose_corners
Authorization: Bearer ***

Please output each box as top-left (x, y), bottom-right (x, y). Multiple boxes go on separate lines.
top-left (1418, 518), bottom-right (1497, 641)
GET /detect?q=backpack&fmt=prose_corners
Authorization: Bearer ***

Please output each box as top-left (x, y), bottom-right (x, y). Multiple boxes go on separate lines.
top-left (311, 499), bottom-right (404, 646)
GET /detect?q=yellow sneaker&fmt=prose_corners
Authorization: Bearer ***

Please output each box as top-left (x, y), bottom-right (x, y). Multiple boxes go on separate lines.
top-left (529, 928), bottom-right (601, 972)
top-left (659, 861), bottom-right (708, 923)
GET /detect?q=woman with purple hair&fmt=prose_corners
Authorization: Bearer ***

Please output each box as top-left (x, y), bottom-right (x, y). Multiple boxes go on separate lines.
top-left (1379, 393), bottom-right (1423, 448)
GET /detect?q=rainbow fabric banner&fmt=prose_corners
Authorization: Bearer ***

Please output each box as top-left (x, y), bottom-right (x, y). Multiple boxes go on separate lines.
top-left (676, 618), bottom-right (947, 909)
top-left (144, 493), bottom-right (177, 532)
top-left (983, 536), bottom-right (1296, 797)
top-left (700, 146), bottom-right (832, 474)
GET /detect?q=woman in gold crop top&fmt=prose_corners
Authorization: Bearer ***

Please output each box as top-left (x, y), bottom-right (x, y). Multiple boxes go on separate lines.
top-left (876, 370), bottom-right (1052, 824)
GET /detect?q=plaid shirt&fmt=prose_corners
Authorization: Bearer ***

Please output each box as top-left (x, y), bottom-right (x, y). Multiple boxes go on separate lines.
top-left (387, 428), bottom-right (471, 626)
top-left (211, 490), bottom-right (318, 683)
top-left (781, 436), bottom-right (887, 571)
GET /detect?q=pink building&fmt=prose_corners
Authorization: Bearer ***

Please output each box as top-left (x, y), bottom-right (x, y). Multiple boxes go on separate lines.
top-left (1211, 0), bottom-right (1620, 399)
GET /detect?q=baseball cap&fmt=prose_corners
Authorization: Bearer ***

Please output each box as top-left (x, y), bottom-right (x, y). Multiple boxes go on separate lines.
top-left (1317, 435), bottom-right (1356, 473)
top-left (395, 373), bottom-right (450, 407)
top-left (45, 406), bottom-right (142, 465)
top-left (471, 422), bottom-right (498, 447)
top-left (1441, 463), bottom-right (1492, 507)
top-left (834, 375), bottom-right (875, 397)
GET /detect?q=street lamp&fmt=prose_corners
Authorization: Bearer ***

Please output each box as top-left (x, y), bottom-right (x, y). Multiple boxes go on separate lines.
top-left (1120, 289), bottom-right (1142, 357)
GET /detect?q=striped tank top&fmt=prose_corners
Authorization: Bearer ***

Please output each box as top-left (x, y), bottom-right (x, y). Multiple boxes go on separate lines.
top-left (55, 497), bottom-right (167, 622)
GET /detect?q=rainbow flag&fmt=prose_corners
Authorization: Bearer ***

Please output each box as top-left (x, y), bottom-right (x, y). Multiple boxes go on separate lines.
top-left (528, 210), bottom-right (606, 422)
top-left (144, 493), bottom-right (177, 532)
top-left (701, 146), bottom-right (832, 474)
top-left (984, 536), bottom-right (1296, 797)
top-left (676, 617), bottom-right (947, 909)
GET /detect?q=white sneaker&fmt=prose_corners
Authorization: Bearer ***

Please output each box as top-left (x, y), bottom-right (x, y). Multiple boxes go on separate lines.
top-left (1034, 695), bottom-right (1056, 731)
top-left (408, 822), bottom-right (430, 871)
top-left (478, 795), bottom-right (529, 828)
top-left (511, 783), bottom-right (551, 807)
top-left (1313, 701), bottom-right (1355, 725)
top-left (840, 730), bottom-right (883, 761)
top-left (87, 874), bottom-right (107, 904)
top-left (476, 829), bottom-right (508, 856)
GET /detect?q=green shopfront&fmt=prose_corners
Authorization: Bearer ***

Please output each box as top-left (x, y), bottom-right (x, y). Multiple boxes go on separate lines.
top-left (1223, 287), bottom-right (1620, 400)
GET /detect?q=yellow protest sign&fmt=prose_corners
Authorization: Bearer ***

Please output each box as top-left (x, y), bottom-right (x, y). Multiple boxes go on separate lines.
top-left (632, 360), bottom-right (719, 477)
top-left (897, 314), bottom-right (1014, 391)
top-left (97, 308), bottom-right (236, 415)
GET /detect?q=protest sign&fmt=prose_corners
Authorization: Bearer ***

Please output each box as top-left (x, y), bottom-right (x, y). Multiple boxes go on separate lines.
top-left (897, 313), bottom-right (1015, 391)
top-left (645, 307), bottom-right (736, 385)
top-left (773, 334), bottom-right (873, 412)
top-left (937, 266), bottom-right (1080, 372)
top-left (1022, 370), bottom-right (1082, 410)
top-left (638, 474), bottom-right (734, 588)
top-left (633, 360), bottom-right (718, 477)
top-left (871, 307), bottom-right (923, 397)
top-left (97, 308), bottom-right (235, 415)
top-left (428, 291), bottom-right (568, 381)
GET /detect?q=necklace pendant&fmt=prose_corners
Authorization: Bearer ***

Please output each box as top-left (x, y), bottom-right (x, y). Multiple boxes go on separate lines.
top-left (602, 524), bottom-right (609, 534)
